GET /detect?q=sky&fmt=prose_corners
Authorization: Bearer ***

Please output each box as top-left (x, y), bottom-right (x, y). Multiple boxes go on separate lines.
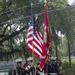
top-left (68, 0), bottom-right (75, 5)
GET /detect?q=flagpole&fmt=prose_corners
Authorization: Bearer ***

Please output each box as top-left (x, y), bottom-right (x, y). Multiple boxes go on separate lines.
top-left (44, 0), bottom-right (52, 54)
top-left (44, 1), bottom-right (48, 75)
top-left (31, 3), bottom-right (34, 75)
top-left (45, 0), bottom-right (52, 41)
top-left (31, 3), bottom-right (34, 57)
top-left (44, 0), bottom-right (52, 75)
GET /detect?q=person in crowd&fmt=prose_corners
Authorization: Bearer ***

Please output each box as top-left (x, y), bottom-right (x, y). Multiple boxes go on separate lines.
top-left (36, 62), bottom-right (44, 75)
top-left (48, 57), bottom-right (59, 75)
top-left (44, 60), bottom-right (50, 75)
top-left (25, 57), bottom-right (35, 75)
top-left (12, 58), bottom-right (26, 75)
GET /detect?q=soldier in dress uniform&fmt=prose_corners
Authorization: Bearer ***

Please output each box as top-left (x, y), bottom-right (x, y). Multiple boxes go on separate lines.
top-left (25, 57), bottom-right (35, 75)
top-left (36, 62), bottom-right (44, 75)
top-left (48, 57), bottom-right (59, 75)
top-left (12, 58), bottom-right (26, 75)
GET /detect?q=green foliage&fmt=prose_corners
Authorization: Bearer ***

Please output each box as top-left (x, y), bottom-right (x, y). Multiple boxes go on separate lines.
top-left (48, 0), bottom-right (68, 9)
top-left (1, 0), bottom-right (75, 61)
top-left (62, 59), bottom-right (75, 75)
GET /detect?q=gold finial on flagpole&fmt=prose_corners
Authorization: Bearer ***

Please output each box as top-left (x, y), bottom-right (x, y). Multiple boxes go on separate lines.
top-left (44, 0), bottom-right (47, 3)
top-left (44, 0), bottom-right (47, 6)
top-left (31, 3), bottom-right (33, 7)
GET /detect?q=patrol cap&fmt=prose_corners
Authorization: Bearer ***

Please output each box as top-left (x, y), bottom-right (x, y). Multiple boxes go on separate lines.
top-left (50, 57), bottom-right (57, 61)
top-left (15, 58), bottom-right (22, 63)
top-left (27, 57), bottom-right (33, 61)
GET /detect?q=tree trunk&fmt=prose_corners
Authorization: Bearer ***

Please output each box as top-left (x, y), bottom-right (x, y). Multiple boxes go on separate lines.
top-left (55, 42), bottom-right (58, 63)
top-left (68, 38), bottom-right (71, 68)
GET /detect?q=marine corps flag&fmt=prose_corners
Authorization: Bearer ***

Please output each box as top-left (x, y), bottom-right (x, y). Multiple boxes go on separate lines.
top-left (43, 4), bottom-right (51, 49)
top-left (39, 3), bottom-right (51, 70)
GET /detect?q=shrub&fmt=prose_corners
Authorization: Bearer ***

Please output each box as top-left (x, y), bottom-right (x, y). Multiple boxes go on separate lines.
top-left (61, 59), bottom-right (75, 75)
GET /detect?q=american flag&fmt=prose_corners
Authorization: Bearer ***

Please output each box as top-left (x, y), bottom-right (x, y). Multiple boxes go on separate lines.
top-left (26, 6), bottom-right (44, 58)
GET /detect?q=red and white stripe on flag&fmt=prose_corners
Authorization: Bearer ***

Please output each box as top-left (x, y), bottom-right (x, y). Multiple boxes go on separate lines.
top-left (26, 25), bottom-right (44, 58)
